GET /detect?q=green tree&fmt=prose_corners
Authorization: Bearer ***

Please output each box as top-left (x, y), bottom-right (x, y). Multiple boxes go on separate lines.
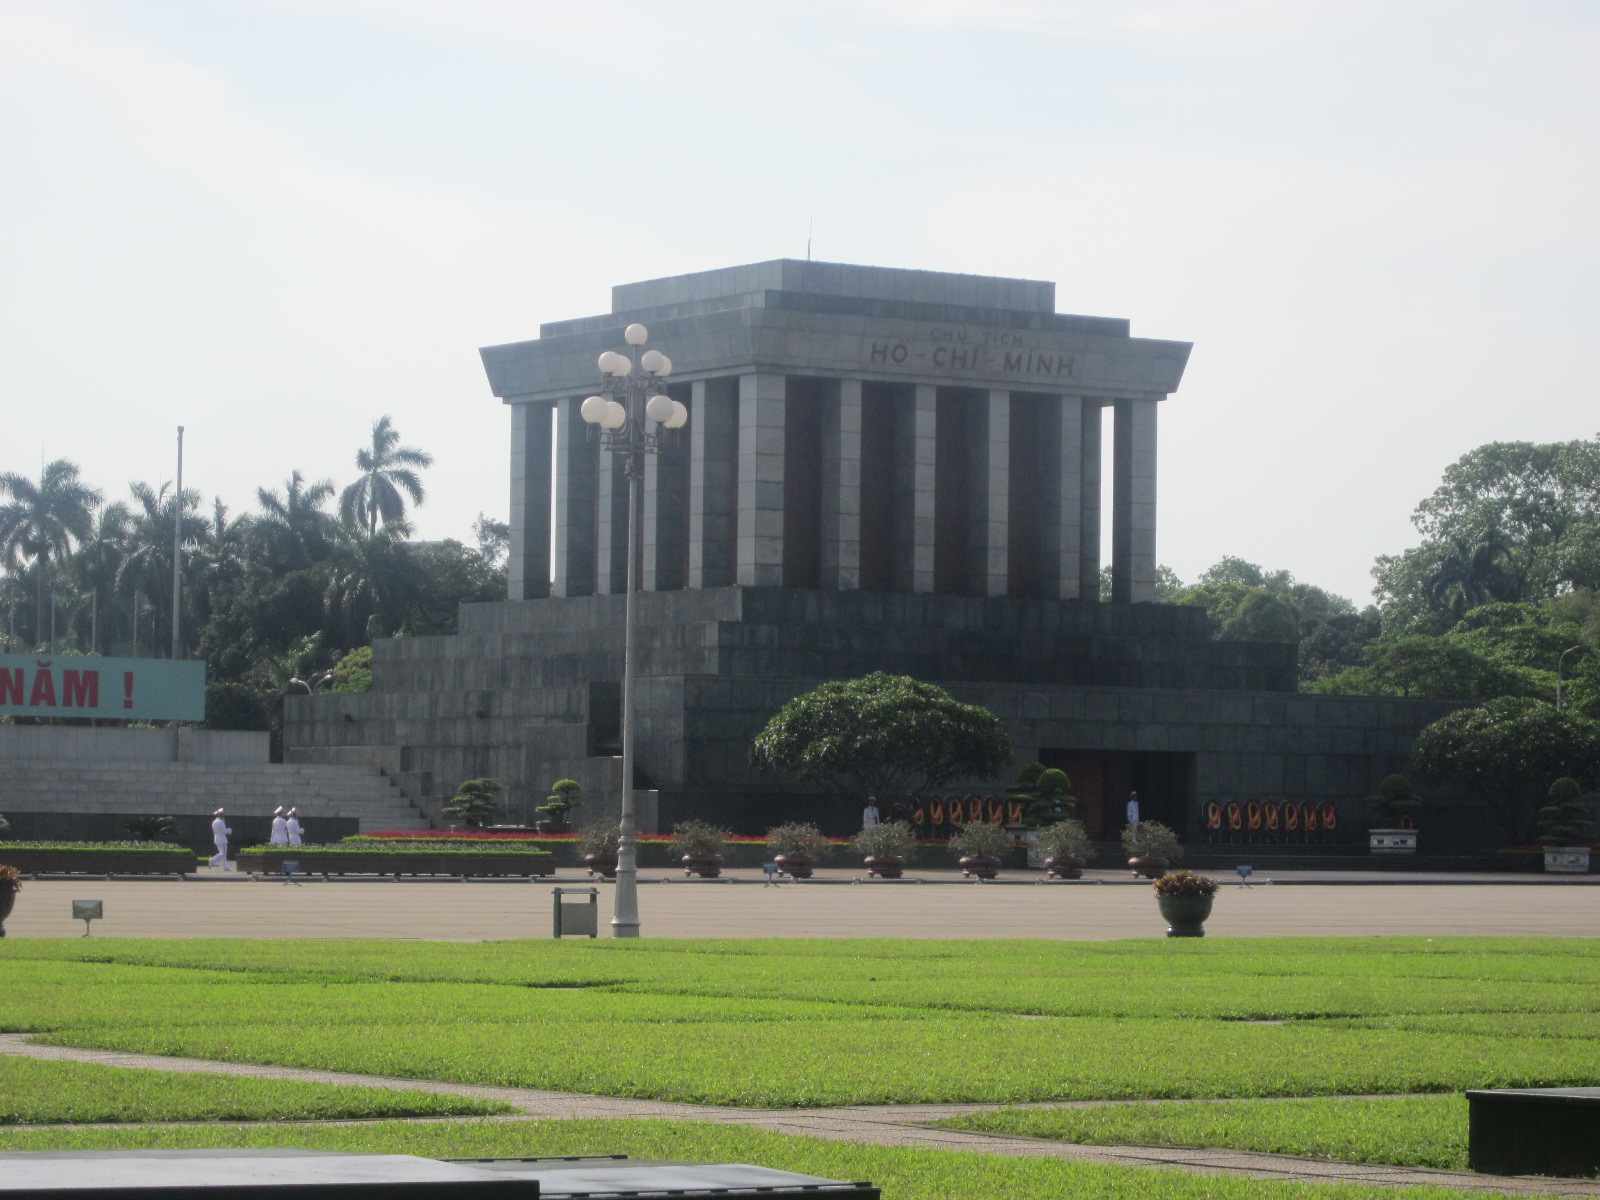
top-left (750, 672), bottom-right (1014, 802)
top-left (118, 480), bottom-right (212, 657)
top-left (1007, 762), bottom-right (1075, 827)
top-left (339, 415), bottom-right (433, 537)
top-left (1410, 697), bottom-right (1600, 842)
top-left (443, 778), bottom-right (502, 829)
top-left (254, 471), bottom-right (335, 573)
top-left (0, 459), bottom-right (102, 647)
top-left (1537, 777), bottom-right (1592, 847)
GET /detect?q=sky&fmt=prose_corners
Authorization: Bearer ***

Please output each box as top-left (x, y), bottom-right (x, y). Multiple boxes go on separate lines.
top-left (2, 0), bottom-right (1596, 605)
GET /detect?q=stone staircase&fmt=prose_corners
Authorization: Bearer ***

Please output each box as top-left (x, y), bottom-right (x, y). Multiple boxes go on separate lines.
top-left (0, 760), bottom-right (428, 832)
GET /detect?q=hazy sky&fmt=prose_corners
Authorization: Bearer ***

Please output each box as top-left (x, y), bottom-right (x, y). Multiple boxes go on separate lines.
top-left (2, 1), bottom-right (1595, 604)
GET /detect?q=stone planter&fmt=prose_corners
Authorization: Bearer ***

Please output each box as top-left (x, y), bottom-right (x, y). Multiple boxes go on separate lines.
top-left (1046, 855), bottom-right (1085, 880)
top-left (1369, 829), bottom-right (1418, 855)
top-left (1157, 893), bottom-right (1214, 938)
top-left (773, 853), bottom-right (813, 879)
top-left (681, 853), bottom-right (724, 878)
top-left (0, 886), bottom-right (16, 937)
top-left (242, 851), bottom-right (552, 877)
top-left (960, 854), bottom-right (1001, 880)
top-left (1128, 855), bottom-right (1169, 880)
top-left (1543, 847), bottom-right (1591, 874)
top-left (535, 819), bottom-right (571, 835)
top-left (864, 855), bottom-right (904, 879)
top-left (584, 852), bottom-right (619, 879)
top-left (0, 849), bottom-right (194, 875)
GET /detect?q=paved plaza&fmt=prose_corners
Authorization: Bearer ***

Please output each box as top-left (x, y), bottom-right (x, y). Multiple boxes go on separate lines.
top-left (3, 868), bottom-right (1596, 940)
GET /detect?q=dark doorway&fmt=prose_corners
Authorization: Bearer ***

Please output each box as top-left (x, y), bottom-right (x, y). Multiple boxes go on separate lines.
top-left (1038, 749), bottom-right (1195, 838)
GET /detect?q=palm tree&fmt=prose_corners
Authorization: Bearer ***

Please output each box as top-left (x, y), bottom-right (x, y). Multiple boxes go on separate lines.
top-left (255, 471), bottom-right (335, 573)
top-left (118, 480), bottom-right (212, 656)
top-left (1425, 529), bottom-right (1518, 620)
top-left (70, 500), bottom-right (134, 653)
top-left (0, 459), bottom-right (102, 647)
top-left (339, 416), bottom-right (433, 537)
top-left (324, 521), bottom-right (415, 647)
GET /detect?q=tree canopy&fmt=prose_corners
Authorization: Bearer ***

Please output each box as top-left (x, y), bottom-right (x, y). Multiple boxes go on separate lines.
top-left (750, 672), bottom-right (1014, 801)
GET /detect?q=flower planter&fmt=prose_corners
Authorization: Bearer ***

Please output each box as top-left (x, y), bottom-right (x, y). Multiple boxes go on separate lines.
top-left (773, 853), bottom-right (813, 879)
top-left (864, 855), bottom-right (904, 879)
top-left (1369, 829), bottom-right (1418, 855)
top-left (584, 852), bottom-right (619, 879)
top-left (681, 853), bottom-right (724, 878)
top-left (242, 851), bottom-right (552, 877)
top-left (1128, 855), bottom-right (1169, 880)
top-left (0, 886), bottom-right (16, 937)
top-left (1157, 893), bottom-right (1214, 938)
top-left (959, 854), bottom-right (1001, 880)
top-left (1046, 854), bottom-right (1085, 880)
top-left (1543, 847), bottom-right (1591, 874)
top-left (0, 849), bottom-right (194, 875)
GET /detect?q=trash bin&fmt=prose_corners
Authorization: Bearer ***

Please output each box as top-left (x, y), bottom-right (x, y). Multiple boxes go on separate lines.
top-left (552, 887), bottom-right (599, 938)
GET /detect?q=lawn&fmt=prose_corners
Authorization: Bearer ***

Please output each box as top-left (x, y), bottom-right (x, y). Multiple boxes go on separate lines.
top-left (3, 938), bottom-right (1599, 1108)
top-left (936, 1096), bottom-right (1470, 1170)
top-left (0, 1118), bottom-right (1499, 1200)
top-left (0, 1056), bottom-right (511, 1125)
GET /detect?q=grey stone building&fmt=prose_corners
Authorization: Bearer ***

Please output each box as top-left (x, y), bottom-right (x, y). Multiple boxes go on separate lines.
top-left (285, 260), bottom-right (1455, 839)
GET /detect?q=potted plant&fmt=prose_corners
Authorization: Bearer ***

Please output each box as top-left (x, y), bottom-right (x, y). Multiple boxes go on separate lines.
top-left (0, 862), bottom-right (19, 937)
top-left (578, 820), bottom-right (621, 878)
top-left (1122, 819), bottom-right (1181, 879)
top-left (849, 820), bottom-right (916, 878)
top-left (1153, 869), bottom-right (1219, 937)
top-left (535, 779), bottom-right (583, 835)
top-left (444, 778), bottom-right (502, 830)
top-left (949, 820), bottom-right (1012, 880)
top-left (1367, 774), bottom-right (1421, 855)
top-left (766, 822), bottom-right (829, 879)
top-left (1539, 777), bottom-right (1592, 874)
top-left (672, 819), bottom-right (730, 878)
top-left (1036, 819), bottom-right (1094, 878)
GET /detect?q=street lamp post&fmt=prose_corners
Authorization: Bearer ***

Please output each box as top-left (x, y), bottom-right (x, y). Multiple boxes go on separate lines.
top-left (580, 322), bottom-right (687, 938)
top-left (1556, 645), bottom-right (1584, 711)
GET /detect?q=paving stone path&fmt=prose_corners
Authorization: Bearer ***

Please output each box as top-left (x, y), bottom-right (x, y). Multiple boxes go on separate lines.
top-left (5, 1036), bottom-right (1599, 1197)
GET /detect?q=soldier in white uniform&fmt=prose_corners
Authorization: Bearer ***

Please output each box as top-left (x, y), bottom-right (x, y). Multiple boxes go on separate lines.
top-left (1126, 791), bottom-right (1140, 827)
top-left (285, 808), bottom-right (303, 845)
top-left (269, 807), bottom-right (289, 844)
top-left (862, 796), bottom-right (880, 829)
top-left (209, 808), bottom-right (232, 871)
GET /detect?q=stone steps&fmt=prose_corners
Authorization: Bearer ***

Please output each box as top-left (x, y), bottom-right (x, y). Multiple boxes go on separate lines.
top-left (0, 760), bottom-right (429, 831)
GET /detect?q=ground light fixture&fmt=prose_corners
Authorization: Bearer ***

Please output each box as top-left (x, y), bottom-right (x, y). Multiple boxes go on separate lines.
top-left (579, 323), bottom-right (687, 937)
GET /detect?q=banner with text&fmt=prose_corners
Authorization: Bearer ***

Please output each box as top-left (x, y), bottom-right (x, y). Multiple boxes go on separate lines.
top-left (0, 655), bottom-right (206, 721)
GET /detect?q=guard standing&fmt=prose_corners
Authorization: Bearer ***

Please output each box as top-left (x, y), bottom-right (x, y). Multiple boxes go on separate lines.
top-left (285, 808), bottom-right (303, 845)
top-left (269, 807), bottom-right (289, 844)
top-left (862, 796), bottom-right (880, 829)
top-left (209, 809), bottom-right (232, 872)
top-left (1126, 791), bottom-right (1140, 827)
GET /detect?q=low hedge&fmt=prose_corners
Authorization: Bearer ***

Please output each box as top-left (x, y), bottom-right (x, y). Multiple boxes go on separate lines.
top-left (240, 846), bottom-right (554, 878)
top-left (0, 842), bottom-right (196, 875)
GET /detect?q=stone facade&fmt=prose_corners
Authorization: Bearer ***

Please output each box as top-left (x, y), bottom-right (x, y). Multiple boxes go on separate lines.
top-left (284, 261), bottom-right (1462, 840)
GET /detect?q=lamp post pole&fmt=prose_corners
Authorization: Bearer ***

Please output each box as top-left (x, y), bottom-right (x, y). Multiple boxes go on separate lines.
top-left (1557, 645), bottom-right (1583, 711)
top-left (580, 324), bottom-right (687, 938)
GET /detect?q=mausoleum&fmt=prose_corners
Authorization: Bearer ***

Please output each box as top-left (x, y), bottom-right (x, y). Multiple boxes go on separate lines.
top-left (285, 261), bottom-right (1454, 839)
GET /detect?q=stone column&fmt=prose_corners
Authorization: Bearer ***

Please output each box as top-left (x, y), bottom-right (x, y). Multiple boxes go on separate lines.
top-left (973, 390), bottom-right (1010, 596)
top-left (820, 379), bottom-right (862, 590)
top-left (643, 386), bottom-right (689, 592)
top-left (689, 378), bottom-right (737, 589)
top-left (1112, 397), bottom-right (1159, 603)
top-left (551, 396), bottom-right (597, 597)
top-left (1078, 400), bottom-right (1103, 600)
top-left (894, 383), bottom-right (936, 593)
top-left (1036, 394), bottom-right (1083, 600)
top-left (595, 442), bottom-right (628, 594)
top-left (736, 372), bottom-right (786, 587)
top-left (507, 400), bottom-right (552, 601)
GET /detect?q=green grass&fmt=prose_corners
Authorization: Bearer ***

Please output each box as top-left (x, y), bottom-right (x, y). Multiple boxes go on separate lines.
top-left (0, 1118), bottom-right (1498, 1200)
top-left (936, 1096), bottom-right (1470, 1170)
top-left (4, 937), bottom-right (1599, 1109)
top-left (0, 1055), bottom-right (512, 1125)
